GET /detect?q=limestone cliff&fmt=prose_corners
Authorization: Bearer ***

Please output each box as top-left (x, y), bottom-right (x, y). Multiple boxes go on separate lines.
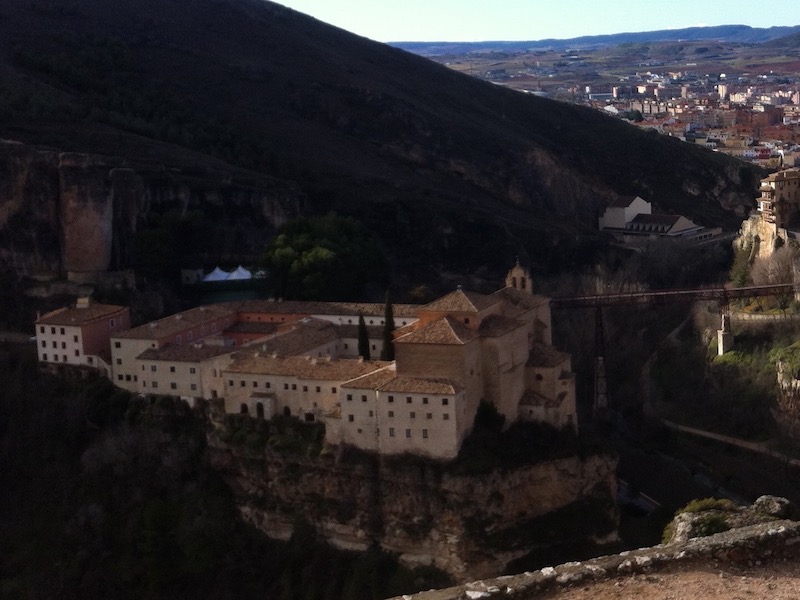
top-left (204, 403), bottom-right (618, 580)
top-left (0, 139), bottom-right (304, 281)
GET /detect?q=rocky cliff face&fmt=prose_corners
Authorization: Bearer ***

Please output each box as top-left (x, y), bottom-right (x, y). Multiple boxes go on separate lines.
top-left (205, 405), bottom-right (618, 580)
top-left (0, 139), bottom-right (304, 281)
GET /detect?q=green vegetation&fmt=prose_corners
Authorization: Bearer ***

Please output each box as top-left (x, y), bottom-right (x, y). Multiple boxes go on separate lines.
top-left (260, 214), bottom-right (388, 301)
top-left (661, 497), bottom-right (737, 543)
top-left (219, 413), bottom-right (325, 457)
top-left (0, 344), bottom-right (448, 599)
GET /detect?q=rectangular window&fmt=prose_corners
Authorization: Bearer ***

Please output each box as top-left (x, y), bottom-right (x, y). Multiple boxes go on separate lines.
top-left (284, 383), bottom-right (289, 390)
top-left (389, 427), bottom-right (395, 437)
top-left (52, 341), bottom-right (57, 348)
top-left (426, 413), bottom-right (432, 420)
top-left (116, 358), bottom-right (122, 365)
top-left (114, 341), bottom-right (121, 348)
top-left (423, 429), bottom-right (428, 439)
top-left (53, 355), bottom-right (58, 362)
top-left (117, 374), bottom-right (123, 381)
top-left (62, 355), bottom-right (67, 362)
top-left (61, 342), bottom-right (66, 349)
top-left (125, 375), bottom-right (131, 381)
top-left (369, 411), bottom-right (373, 417)
top-left (142, 381), bottom-right (147, 387)
top-left (388, 411), bottom-right (394, 417)
top-left (41, 340), bottom-right (46, 348)
top-left (410, 412), bottom-right (415, 419)
top-left (388, 395), bottom-right (394, 403)
top-left (88, 357), bottom-right (93, 364)
top-left (170, 382), bottom-right (177, 390)
top-left (357, 428), bottom-right (362, 434)
top-left (266, 382), bottom-right (271, 389)
top-left (331, 387), bottom-right (337, 393)
top-left (361, 395), bottom-right (367, 402)
top-left (303, 385), bottom-right (308, 392)
top-left (189, 367), bottom-right (196, 374)
top-left (229, 380), bottom-right (234, 387)
top-left (60, 327), bottom-right (65, 335)
top-left (423, 397), bottom-right (429, 404)
top-left (151, 365), bottom-right (157, 372)
top-left (347, 394), bottom-right (353, 401)
top-left (73, 335), bottom-right (78, 343)
top-left (40, 326), bottom-right (44, 333)
top-left (142, 365), bottom-right (145, 371)
top-left (348, 415), bottom-right (354, 422)
top-left (443, 413), bottom-right (450, 420)
top-left (51, 327), bottom-right (55, 334)
top-left (406, 397), bottom-right (412, 404)
top-left (405, 429), bottom-right (411, 438)
top-left (152, 381), bottom-right (158, 389)
top-left (442, 398), bottom-right (449, 406)
top-left (190, 384), bottom-right (197, 391)
top-left (170, 366), bottom-right (176, 373)
top-left (292, 384), bottom-right (297, 390)
top-left (240, 381), bottom-right (245, 387)
top-left (74, 349), bottom-right (79, 357)
top-left (253, 381), bottom-right (258, 388)
top-left (316, 386), bottom-right (321, 393)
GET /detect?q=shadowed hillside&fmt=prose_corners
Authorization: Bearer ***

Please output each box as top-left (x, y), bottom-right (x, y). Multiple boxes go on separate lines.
top-left (0, 0), bottom-right (763, 287)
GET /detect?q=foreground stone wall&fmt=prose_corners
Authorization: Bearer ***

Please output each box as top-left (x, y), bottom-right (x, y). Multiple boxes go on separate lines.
top-left (395, 519), bottom-right (800, 600)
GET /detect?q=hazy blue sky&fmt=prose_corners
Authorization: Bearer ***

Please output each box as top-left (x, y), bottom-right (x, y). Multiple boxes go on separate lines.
top-left (273, 0), bottom-right (794, 43)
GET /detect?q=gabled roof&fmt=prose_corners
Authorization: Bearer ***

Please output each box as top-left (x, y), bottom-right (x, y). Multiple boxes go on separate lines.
top-left (628, 214), bottom-right (681, 227)
top-left (527, 342), bottom-right (570, 368)
top-left (37, 302), bottom-right (127, 326)
top-left (491, 286), bottom-right (549, 313)
top-left (608, 195), bottom-right (642, 208)
top-left (395, 316), bottom-right (478, 345)
top-left (478, 314), bottom-right (523, 337)
top-left (421, 289), bottom-right (500, 313)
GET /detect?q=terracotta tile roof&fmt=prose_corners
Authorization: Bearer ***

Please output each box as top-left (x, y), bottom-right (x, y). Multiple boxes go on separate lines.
top-left (379, 375), bottom-right (462, 394)
top-left (341, 365), bottom-right (398, 389)
top-left (114, 302), bottom-right (238, 339)
top-left (253, 318), bottom-right (340, 357)
top-left (138, 343), bottom-right (236, 362)
top-left (236, 299), bottom-right (419, 318)
top-left (478, 314), bottom-right (523, 337)
top-left (527, 342), bottom-right (571, 368)
top-left (421, 289), bottom-right (500, 313)
top-left (226, 354), bottom-right (390, 381)
top-left (395, 316), bottom-right (478, 345)
top-left (491, 287), bottom-right (549, 313)
top-left (519, 390), bottom-right (567, 408)
top-left (37, 303), bottom-right (127, 326)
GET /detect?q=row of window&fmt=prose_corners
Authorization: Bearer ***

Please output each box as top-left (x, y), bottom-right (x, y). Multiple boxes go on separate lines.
top-left (352, 427), bottom-right (430, 439)
top-left (226, 379), bottom-right (337, 394)
top-left (346, 394), bottom-right (449, 406)
top-left (41, 335), bottom-right (79, 348)
top-left (347, 412), bottom-right (449, 421)
top-left (42, 353), bottom-right (70, 362)
top-left (141, 381), bottom-right (198, 391)
top-left (141, 364), bottom-right (196, 374)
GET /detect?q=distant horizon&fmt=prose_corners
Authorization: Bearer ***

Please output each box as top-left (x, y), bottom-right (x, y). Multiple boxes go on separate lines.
top-left (272, 0), bottom-right (797, 43)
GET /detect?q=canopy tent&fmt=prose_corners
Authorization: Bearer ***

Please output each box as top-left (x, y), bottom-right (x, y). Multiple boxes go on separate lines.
top-left (203, 267), bottom-right (230, 282)
top-left (226, 265), bottom-right (252, 280)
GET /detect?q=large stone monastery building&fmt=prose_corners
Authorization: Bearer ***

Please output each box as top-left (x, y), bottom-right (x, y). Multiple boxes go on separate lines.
top-left (36, 263), bottom-right (577, 460)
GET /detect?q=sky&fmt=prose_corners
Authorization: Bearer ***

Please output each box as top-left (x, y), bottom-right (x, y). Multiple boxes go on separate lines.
top-left (273, 0), bottom-right (793, 43)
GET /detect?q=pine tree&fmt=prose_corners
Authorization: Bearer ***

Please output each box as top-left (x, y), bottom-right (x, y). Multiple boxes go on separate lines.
top-left (357, 313), bottom-right (370, 360)
top-left (380, 290), bottom-right (395, 361)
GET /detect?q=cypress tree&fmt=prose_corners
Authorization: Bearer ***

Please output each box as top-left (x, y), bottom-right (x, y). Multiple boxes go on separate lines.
top-left (380, 290), bottom-right (395, 361)
top-left (357, 313), bottom-right (370, 360)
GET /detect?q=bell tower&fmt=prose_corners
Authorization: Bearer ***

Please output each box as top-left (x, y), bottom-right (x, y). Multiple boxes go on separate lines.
top-left (505, 258), bottom-right (532, 295)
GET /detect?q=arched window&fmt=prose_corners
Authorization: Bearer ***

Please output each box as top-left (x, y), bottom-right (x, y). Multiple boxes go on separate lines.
top-left (240, 403), bottom-right (249, 414)
top-left (520, 277), bottom-right (526, 290)
top-left (256, 402), bottom-right (264, 419)
top-left (511, 276), bottom-right (517, 288)
top-left (283, 406), bottom-right (291, 417)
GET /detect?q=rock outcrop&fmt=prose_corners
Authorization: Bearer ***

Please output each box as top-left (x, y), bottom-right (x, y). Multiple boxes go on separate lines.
top-left (0, 139), bottom-right (304, 282)
top-left (204, 401), bottom-right (618, 580)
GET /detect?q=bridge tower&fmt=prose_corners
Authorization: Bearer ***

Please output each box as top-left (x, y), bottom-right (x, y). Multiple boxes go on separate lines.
top-left (594, 307), bottom-right (609, 417)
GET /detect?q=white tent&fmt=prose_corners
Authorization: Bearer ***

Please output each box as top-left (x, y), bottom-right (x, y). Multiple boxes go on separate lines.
top-left (226, 265), bottom-right (252, 281)
top-left (203, 267), bottom-right (230, 282)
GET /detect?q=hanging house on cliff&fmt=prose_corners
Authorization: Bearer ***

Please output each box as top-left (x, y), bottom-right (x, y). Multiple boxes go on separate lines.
top-left (737, 167), bottom-right (800, 258)
top-left (39, 264), bottom-right (577, 460)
